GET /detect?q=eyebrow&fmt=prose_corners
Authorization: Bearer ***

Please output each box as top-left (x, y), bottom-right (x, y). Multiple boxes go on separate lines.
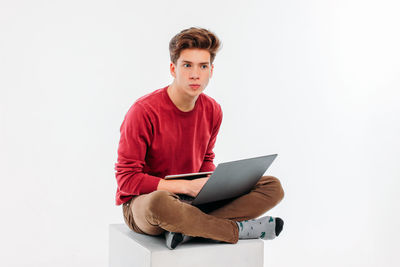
top-left (182, 60), bottom-right (210, 65)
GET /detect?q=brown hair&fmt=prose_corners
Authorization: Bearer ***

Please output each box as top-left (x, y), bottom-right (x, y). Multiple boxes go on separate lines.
top-left (169, 27), bottom-right (221, 64)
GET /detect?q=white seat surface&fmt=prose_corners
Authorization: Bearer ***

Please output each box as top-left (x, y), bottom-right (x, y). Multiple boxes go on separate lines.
top-left (109, 224), bottom-right (264, 267)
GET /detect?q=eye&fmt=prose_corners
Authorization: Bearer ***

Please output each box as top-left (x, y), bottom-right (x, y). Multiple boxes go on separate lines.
top-left (201, 65), bottom-right (208, 69)
top-left (183, 63), bottom-right (191, 67)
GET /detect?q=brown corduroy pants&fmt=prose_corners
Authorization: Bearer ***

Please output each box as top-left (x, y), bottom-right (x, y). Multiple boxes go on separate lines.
top-left (122, 176), bottom-right (284, 244)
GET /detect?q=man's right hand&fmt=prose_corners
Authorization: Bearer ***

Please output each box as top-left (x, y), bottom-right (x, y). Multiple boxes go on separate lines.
top-left (157, 174), bottom-right (211, 197)
top-left (185, 176), bottom-right (210, 197)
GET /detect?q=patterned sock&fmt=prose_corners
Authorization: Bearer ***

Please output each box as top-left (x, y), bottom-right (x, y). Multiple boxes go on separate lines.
top-left (236, 216), bottom-right (284, 240)
top-left (164, 231), bottom-right (193, 250)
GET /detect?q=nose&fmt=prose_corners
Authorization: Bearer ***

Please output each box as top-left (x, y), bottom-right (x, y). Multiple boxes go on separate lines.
top-left (190, 66), bottom-right (200, 80)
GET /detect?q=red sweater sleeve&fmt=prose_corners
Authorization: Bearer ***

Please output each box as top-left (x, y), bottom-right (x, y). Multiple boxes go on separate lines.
top-left (115, 102), bottom-right (161, 204)
top-left (199, 105), bottom-right (223, 172)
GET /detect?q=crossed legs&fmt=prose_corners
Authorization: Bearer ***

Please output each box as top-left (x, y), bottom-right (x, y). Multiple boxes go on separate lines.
top-left (122, 176), bottom-right (284, 244)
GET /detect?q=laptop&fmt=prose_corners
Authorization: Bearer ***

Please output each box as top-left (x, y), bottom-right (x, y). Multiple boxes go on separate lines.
top-left (164, 154), bottom-right (277, 205)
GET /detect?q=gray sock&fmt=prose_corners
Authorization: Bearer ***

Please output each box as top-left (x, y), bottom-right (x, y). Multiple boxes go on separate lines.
top-left (236, 216), bottom-right (284, 240)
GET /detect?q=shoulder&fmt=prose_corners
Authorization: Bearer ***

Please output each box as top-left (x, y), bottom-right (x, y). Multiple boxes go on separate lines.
top-left (135, 87), bottom-right (165, 108)
top-left (200, 93), bottom-right (222, 115)
top-left (125, 87), bottom-right (165, 121)
top-left (200, 93), bottom-right (223, 128)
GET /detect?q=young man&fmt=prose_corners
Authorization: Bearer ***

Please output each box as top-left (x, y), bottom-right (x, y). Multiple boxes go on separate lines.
top-left (115, 27), bottom-right (285, 249)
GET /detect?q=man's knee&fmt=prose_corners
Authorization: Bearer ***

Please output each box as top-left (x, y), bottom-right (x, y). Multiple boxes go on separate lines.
top-left (261, 176), bottom-right (285, 204)
top-left (271, 176), bottom-right (285, 203)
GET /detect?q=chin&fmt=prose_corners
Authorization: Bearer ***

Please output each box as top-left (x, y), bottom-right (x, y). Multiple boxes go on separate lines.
top-left (185, 88), bottom-right (203, 97)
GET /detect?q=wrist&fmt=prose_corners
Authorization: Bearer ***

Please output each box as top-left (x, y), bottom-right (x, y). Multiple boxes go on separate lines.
top-left (178, 179), bottom-right (190, 195)
top-left (157, 179), bottom-right (190, 195)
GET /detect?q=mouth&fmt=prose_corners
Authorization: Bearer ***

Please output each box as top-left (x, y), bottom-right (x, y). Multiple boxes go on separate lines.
top-left (189, 84), bottom-right (201, 89)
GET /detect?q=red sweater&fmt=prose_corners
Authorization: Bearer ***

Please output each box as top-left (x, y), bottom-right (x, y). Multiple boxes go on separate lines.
top-left (114, 86), bottom-right (223, 205)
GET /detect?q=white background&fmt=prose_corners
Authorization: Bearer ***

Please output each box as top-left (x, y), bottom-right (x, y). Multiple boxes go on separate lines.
top-left (1, 0), bottom-right (399, 266)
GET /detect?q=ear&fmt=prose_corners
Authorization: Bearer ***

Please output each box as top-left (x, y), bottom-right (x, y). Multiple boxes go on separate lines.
top-left (210, 64), bottom-right (214, 78)
top-left (170, 62), bottom-right (176, 78)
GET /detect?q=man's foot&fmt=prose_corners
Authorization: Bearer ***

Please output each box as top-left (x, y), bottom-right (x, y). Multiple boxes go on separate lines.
top-left (236, 216), bottom-right (284, 240)
top-left (164, 231), bottom-right (193, 250)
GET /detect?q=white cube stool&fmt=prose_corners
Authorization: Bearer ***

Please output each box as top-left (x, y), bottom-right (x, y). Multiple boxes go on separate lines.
top-left (109, 224), bottom-right (264, 267)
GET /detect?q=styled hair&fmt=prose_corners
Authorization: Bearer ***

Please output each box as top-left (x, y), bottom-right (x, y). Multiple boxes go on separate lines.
top-left (169, 27), bottom-right (221, 64)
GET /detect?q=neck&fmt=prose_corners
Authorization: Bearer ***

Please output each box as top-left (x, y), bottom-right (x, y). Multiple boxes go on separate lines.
top-left (167, 82), bottom-right (199, 112)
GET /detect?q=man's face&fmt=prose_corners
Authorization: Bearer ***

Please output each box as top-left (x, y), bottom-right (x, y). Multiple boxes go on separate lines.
top-left (170, 48), bottom-right (214, 98)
